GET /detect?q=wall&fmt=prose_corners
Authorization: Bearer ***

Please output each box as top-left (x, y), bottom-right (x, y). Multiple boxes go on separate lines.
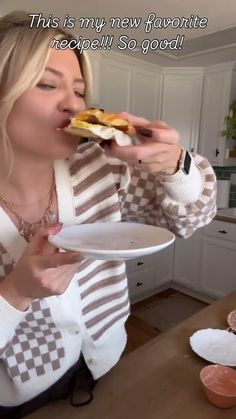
top-left (214, 166), bottom-right (236, 207)
top-left (1, 1), bottom-right (236, 68)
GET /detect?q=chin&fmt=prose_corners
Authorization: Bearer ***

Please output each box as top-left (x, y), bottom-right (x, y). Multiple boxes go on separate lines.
top-left (53, 131), bottom-right (80, 157)
top-left (57, 143), bottom-right (80, 159)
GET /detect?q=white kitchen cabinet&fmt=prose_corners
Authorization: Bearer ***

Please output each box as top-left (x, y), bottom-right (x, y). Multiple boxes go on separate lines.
top-left (161, 70), bottom-right (203, 152)
top-left (98, 55), bottom-right (203, 150)
top-left (131, 66), bottom-right (162, 121)
top-left (199, 220), bottom-right (236, 298)
top-left (88, 53), bottom-right (236, 166)
top-left (127, 267), bottom-right (157, 301)
top-left (126, 243), bottom-right (174, 301)
top-left (173, 229), bottom-right (202, 291)
top-left (99, 52), bottom-right (163, 120)
top-left (198, 63), bottom-right (236, 166)
top-left (87, 51), bottom-right (101, 108)
top-left (100, 56), bottom-right (132, 112)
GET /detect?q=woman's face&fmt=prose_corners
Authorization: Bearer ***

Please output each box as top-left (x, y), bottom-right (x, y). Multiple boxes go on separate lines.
top-left (6, 47), bottom-right (86, 160)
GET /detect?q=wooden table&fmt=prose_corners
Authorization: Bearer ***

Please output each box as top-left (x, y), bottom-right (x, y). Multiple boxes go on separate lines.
top-left (29, 291), bottom-right (236, 419)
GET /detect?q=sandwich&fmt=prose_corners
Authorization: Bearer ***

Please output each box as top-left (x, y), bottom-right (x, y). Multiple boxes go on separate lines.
top-left (63, 108), bottom-right (136, 146)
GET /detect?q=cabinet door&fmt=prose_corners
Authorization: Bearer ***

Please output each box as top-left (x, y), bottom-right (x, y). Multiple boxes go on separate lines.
top-left (100, 57), bottom-right (132, 112)
top-left (161, 73), bottom-right (202, 152)
top-left (200, 237), bottom-right (236, 298)
top-left (127, 267), bottom-right (158, 301)
top-left (154, 243), bottom-right (174, 286)
top-left (173, 229), bottom-right (201, 291)
top-left (126, 243), bottom-right (174, 301)
top-left (198, 71), bottom-right (227, 165)
top-left (87, 51), bottom-right (101, 108)
top-left (198, 68), bottom-right (236, 165)
top-left (131, 67), bottom-right (162, 121)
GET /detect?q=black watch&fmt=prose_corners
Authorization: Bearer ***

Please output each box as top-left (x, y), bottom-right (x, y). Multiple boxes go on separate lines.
top-left (180, 149), bottom-right (192, 175)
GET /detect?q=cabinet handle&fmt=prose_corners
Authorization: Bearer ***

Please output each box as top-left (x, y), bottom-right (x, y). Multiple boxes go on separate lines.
top-left (190, 148), bottom-right (194, 152)
top-left (137, 261), bottom-right (144, 266)
top-left (218, 230), bottom-right (228, 234)
top-left (136, 282), bottom-right (143, 287)
top-left (215, 148), bottom-right (220, 157)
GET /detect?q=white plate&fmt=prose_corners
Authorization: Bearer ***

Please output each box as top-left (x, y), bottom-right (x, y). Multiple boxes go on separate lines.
top-left (190, 328), bottom-right (236, 366)
top-left (48, 222), bottom-right (175, 260)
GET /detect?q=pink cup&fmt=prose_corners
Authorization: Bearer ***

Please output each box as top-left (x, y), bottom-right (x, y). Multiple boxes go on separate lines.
top-left (200, 364), bottom-right (236, 408)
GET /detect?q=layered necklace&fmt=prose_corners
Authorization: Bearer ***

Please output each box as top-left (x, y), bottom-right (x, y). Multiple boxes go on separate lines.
top-left (0, 174), bottom-right (58, 242)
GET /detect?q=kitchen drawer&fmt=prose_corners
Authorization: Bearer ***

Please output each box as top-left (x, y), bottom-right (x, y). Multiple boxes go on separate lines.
top-left (126, 253), bottom-right (158, 274)
top-left (127, 267), bottom-right (157, 297)
top-left (203, 220), bottom-right (236, 243)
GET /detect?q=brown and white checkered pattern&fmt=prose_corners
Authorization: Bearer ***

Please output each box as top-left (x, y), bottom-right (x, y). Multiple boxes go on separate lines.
top-left (120, 169), bottom-right (162, 227)
top-left (120, 154), bottom-right (217, 238)
top-left (0, 242), bottom-right (14, 282)
top-left (2, 300), bottom-right (65, 383)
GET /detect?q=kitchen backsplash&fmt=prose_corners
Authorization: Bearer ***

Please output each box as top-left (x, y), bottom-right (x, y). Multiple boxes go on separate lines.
top-left (213, 166), bottom-right (236, 207)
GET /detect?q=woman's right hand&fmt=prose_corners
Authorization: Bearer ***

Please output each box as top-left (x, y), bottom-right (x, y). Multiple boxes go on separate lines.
top-left (0, 224), bottom-right (83, 311)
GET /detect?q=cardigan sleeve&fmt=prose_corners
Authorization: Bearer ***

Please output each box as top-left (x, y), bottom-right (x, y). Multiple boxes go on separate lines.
top-left (0, 242), bottom-right (30, 355)
top-left (108, 152), bottom-right (217, 238)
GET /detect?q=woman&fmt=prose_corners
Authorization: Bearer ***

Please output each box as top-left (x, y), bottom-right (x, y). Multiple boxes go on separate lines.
top-left (0, 10), bottom-right (216, 418)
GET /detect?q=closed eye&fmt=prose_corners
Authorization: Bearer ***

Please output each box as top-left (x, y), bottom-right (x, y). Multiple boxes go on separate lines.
top-left (37, 83), bottom-right (56, 90)
top-left (74, 91), bottom-right (85, 98)
top-left (37, 83), bottom-right (85, 98)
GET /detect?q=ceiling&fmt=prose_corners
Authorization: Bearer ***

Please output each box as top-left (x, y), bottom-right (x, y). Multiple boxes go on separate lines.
top-left (0, 0), bottom-right (236, 66)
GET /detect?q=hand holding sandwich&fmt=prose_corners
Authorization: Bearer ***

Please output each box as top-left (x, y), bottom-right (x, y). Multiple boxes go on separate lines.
top-left (107, 112), bottom-right (182, 175)
top-left (64, 109), bottom-right (182, 175)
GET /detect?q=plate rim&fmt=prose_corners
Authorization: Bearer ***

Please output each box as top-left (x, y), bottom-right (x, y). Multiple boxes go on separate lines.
top-left (190, 328), bottom-right (236, 366)
top-left (48, 222), bottom-right (175, 256)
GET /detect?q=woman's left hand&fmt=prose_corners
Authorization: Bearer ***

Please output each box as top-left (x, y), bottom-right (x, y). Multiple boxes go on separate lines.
top-left (106, 112), bottom-right (182, 175)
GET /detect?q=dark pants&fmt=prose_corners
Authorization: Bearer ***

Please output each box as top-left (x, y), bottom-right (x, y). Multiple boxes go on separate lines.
top-left (0, 355), bottom-right (97, 419)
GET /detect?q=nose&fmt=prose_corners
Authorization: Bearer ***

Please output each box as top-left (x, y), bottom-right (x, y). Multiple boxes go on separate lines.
top-left (58, 89), bottom-right (85, 115)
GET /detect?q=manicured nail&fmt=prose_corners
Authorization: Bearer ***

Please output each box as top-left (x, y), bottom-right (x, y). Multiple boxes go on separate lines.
top-left (47, 223), bottom-right (63, 233)
top-left (49, 222), bottom-right (63, 228)
top-left (139, 128), bottom-right (152, 138)
top-left (100, 140), bottom-right (111, 148)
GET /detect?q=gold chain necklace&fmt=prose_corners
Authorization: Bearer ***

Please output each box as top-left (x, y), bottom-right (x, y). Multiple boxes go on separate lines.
top-left (0, 175), bottom-right (58, 242)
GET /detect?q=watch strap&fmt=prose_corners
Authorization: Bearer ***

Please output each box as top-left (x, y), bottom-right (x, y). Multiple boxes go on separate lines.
top-left (180, 149), bottom-right (192, 175)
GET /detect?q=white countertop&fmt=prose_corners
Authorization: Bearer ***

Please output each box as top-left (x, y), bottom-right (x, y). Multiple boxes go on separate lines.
top-left (217, 208), bottom-right (236, 217)
top-left (215, 207), bottom-right (236, 223)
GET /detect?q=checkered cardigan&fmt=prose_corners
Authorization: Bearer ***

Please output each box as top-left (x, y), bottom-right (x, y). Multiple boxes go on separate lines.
top-left (0, 142), bottom-right (216, 405)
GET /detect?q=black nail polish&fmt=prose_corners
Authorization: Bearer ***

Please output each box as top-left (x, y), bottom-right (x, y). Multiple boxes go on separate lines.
top-left (99, 140), bottom-right (112, 148)
top-left (139, 128), bottom-right (152, 138)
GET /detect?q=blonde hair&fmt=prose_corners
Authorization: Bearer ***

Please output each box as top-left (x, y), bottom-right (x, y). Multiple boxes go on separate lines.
top-left (0, 10), bottom-right (92, 181)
